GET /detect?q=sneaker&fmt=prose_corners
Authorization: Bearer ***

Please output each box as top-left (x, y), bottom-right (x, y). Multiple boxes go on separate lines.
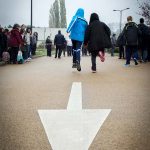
top-left (124, 64), bottom-right (130, 67)
top-left (133, 58), bottom-right (138, 65)
top-left (92, 70), bottom-right (96, 73)
top-left (72, 63), bottom-right (77, 68)
top-left (76, 63), bottom-right (81, 71)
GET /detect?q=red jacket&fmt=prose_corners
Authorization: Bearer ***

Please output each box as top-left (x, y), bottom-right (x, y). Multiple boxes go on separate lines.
top-left (9, 29), bottom-right (22, 47)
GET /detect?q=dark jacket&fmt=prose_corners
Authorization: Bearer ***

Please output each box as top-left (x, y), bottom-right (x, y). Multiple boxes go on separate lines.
top-left (116, 33), bottom-right (126, 47)
top-left (84, 13), bottom-right (111, 52)
top-left (46, 38), bottom-right (52, 48)
top-left (122, 22), bottom-right (141, 46)
top-left (138, 23), bottom-right (150, 48)
top-left (9, 29), bottom-right (22, 47)
top-left (54, 33), bottom-right (65, 46)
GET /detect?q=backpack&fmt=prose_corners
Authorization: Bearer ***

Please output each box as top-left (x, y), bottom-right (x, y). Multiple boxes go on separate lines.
top-left (124, 22), bottom-right (139, 46)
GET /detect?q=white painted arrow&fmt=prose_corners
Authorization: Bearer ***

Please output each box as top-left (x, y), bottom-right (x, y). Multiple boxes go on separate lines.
top-left (38, 82), bottom-right (111, 150)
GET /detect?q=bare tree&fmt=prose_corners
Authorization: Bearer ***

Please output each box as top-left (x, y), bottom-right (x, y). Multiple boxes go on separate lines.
top-left (137, 0), bottom-right (150, 25)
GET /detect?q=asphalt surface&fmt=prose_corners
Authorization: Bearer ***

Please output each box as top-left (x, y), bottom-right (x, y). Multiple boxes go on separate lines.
top-left (0, 54), bottom-right (150, 150)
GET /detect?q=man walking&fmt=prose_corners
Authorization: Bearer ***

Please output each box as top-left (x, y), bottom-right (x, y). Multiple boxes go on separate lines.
top-left (54, 30), bottom-right (65, 59)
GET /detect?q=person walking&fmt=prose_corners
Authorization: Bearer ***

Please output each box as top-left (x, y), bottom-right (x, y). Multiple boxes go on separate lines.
top-left (45, 36), bottom-right (52, 57)
top-left (111, 34), bottom-right (116, 56)
top-left (67, 8), bottom-right (88, 71)
top-left (54, 30), bottom-right (65, 59)
top-left (84, 13), bottom-right (111, 73)
top-left (116, 33), bottom-right (125, 59)
top-left (138, 18), bottom-right (150, 63)
top-left (122, 16), bottom-right (141, 66)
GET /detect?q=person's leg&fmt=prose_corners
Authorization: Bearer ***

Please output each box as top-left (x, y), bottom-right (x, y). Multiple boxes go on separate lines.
top-left (55, 45), bottom-right (58, 58)
top-left (142, 48), bottom-right (148, 62)
top-left (132, 47), bottom-right (138, 65)
top-left (72, 40), bottom-right (77, 65)
top-left (91, 52), bottom-right (97, 72)
top-left (14, 47), bottom-right (19, 64)
top-left (75, 41), bottom-right (82, 71)
top-left (111, 45), bottom-right (114, 56)
top-left (49, 46), bottom-right (52, 57)
top-left (58, 46), bottom-right (62, 58)
top-left (119, 46), bottom-right (122, 59)
top-left (125, 46), bottom-right (131, 65)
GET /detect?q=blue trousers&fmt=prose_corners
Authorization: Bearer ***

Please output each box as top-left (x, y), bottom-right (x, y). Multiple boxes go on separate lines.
top-left (125, 46), bottom-right (138, 64)
top-left (71, 40), bottom-right (82, 64)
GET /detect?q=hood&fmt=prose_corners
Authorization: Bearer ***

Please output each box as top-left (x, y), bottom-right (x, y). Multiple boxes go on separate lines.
top-left (75, 8), bottom-right (84, 18)
top-left (89, 13), bottom-right (99, 24)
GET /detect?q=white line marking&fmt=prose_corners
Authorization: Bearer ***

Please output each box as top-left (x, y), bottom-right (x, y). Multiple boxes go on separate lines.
top-left (67, 82), bottom-right (82, 110)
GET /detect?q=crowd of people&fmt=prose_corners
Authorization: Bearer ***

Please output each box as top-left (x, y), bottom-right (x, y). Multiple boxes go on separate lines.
top-left (0, 24), bottom-right (38, 64)
top-left (1, 8), bottom-right (150, 73)
top-left (111, 16), bottom-right (150, 67)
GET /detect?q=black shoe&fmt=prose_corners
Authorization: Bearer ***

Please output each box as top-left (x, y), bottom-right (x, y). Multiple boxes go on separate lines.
top-left (72, 63), bottom-right (77, 68)
top-left (134, 58), bottom-right (138, 65)
top-left (77, 63), bottom-right (81, 71)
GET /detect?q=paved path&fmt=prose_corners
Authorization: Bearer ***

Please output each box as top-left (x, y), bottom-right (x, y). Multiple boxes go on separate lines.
top-left (0, 55), bottom-right (150, 150)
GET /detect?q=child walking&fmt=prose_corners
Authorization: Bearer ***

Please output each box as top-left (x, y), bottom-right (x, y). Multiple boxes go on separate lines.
top-left (67, 8), bottom-right (88, 71)
top-left (84, 13), bottom-right (111, 73)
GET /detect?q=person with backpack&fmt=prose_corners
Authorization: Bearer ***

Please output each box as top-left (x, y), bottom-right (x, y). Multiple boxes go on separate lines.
top-left (54, 30), bottom-right (65, 59)
top-left (67, 8), bottom-right (88, 71)
top-left (84, 13), bottom-right (111, 73)
top-left (122, 16), bottom-right (141, 66)
top-left (138, 18), bottom-right (150, 63)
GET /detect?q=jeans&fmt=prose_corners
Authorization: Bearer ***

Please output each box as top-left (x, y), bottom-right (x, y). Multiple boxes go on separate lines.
top-left (72, 40), bottom-right (82, 64)
top-left (27, 44), bottom-right (31, 58)
top-left (125, 46), bottom-right (138, 64)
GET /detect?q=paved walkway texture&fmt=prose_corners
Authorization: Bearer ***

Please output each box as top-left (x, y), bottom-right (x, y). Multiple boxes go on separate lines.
top-left (0, 54), bottom-right (150, 150)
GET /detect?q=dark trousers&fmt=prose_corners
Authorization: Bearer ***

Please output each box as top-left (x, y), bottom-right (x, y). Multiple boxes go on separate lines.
top-left (125, 46), bottom-right (138, 64)
top-left (10, 47), bottom-right (19, 64)
top-left (67, 46), bottom-right (72, 56)
top-left (91, 51), bottom-right (99, 71)
top-left (47, 45), bottom-right (52, 57)
top-left (119, 46), bottom-right (125, 58)
top-left (55, 45), bottom-right (62, 58)
top-left (31, 44), bottom-right (36, 55)
top-left (72, 40), bottom-right (82, 64)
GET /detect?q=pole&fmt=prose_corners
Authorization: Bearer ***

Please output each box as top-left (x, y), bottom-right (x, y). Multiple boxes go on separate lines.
top-left (31, 0), bottom-right (33, 33)
top-left (113, 8), bottom-right (130, 34)
top-left (120, 10), bottom-right (122, 34)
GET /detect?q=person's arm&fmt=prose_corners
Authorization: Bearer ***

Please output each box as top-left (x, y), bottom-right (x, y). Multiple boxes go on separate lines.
top-left (66, 16), bottom-right (77, 33)
top-left (84, 25), bottom-right (90, 46)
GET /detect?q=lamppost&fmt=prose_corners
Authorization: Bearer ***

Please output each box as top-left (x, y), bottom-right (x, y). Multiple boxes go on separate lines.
top-left (113, 8), bottom-right (130, 33)
top-left (31, 0), bottom-right (33, 33)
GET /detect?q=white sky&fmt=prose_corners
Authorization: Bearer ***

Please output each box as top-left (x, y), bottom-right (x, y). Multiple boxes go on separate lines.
top-left (0, 0), bottom-right (142, 27)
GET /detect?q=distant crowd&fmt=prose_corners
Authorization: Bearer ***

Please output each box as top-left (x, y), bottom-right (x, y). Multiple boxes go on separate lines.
top-left (0, 24), bottom-right (38, 64)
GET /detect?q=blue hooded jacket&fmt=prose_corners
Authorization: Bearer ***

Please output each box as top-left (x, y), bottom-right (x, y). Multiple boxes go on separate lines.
top-left (67, 8), bottom-right (87, 42)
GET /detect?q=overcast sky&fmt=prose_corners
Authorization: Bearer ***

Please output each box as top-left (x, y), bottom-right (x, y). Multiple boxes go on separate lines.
top-left (0, 0), bottom-right (141, 28)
